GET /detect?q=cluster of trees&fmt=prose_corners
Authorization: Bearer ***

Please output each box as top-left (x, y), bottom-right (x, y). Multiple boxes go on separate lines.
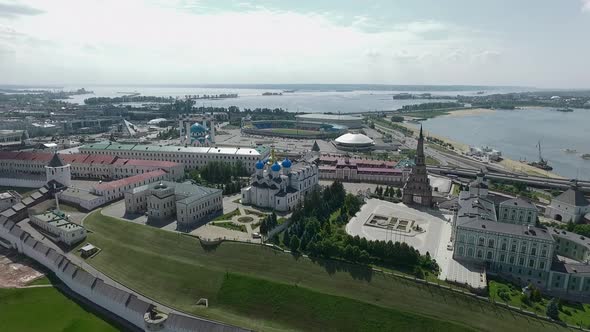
top-left (391, 115), bottom-right (404, 122)
top-left (374, 186), bottom-right (402, 199)
top-left (399, 102), bottom-right (464, 111)
top-left (259, 212), bottom-right (279, 236)
top-left (188, 161), bottom-right (249, 195)
top-left (277, 182), bottom-right (437, 273)
top-left (85, 95), bottom-right (175, 105)
top-left (562, 221), bottom-right (590, 237)
top-left (425, 136), bottom-right (455, 150)
top-left (156, 128), bottom-right (179, 140)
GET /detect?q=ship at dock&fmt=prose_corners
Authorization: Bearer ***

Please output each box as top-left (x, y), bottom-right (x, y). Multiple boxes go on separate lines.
top-left (527, 140), bottom-right (553, 171)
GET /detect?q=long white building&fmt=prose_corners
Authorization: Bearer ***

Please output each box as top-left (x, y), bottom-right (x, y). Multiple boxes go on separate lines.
top-left (79, 142), bottom-right (270, 172)
top-left (241, 158), bottom-right (318, 212)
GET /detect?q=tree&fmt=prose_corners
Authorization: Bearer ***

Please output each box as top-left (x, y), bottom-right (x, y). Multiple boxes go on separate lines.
top-left (546, 298), bottom-right (560, 320)
top-left (290, 235), bottom-right (301, 252)
top-left (413, 266), bottom-right (425, 279)
top-left (391, 115), bottom-right (404, 123)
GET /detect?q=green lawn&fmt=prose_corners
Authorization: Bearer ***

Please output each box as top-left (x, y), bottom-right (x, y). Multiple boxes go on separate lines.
top-left (77, 210), bottom-right (568, 332)
top-left (489, 280), bottom-right (590, 328)
top-left (0, 287), bottom-right (119, 332)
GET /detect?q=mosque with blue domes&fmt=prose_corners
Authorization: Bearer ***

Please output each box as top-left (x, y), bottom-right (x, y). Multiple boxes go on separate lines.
top-left (241, 154), bottom-right (318, 212)
top-left (179, 115), bottom-right (216, 146)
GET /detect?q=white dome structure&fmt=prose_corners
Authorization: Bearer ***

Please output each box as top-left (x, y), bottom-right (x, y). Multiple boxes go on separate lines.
top-left (334, 133), bottom-right (374, 151)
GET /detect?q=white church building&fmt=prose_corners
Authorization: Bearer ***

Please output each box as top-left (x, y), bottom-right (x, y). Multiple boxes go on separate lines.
top-left (241, 158), bottom-right (318, 212)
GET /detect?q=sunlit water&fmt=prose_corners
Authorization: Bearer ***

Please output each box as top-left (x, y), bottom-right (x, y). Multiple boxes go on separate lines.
top-left (418, 107), bottom-right (590, 180)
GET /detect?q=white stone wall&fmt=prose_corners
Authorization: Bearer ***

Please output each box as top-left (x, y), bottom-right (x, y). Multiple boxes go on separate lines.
top-left (46, 164), bottom-right (72, 187)
top-left (0, 177), bottom-right (45, 188)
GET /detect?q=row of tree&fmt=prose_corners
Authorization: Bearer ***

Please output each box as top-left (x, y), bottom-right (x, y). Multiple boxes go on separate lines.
top-left (374, 186), bottom-right (402, 199)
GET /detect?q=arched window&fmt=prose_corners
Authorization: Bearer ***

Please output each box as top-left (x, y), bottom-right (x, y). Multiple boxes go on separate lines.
top-left (458, 246), bottom-right (464, 256)
top-left (459, 234), bottom-right (465, 243)
top-left (486, 251), bottom-right (493, 260)
top-left (477, 250), bottom-right (483, 258)
top-left (488, 239), bottom-right (495, 248)
top-left (501, 242), bottom-right (507, 251)
top-left (468, 248), bottom-right (474, 257)
top-left (478, 237), bottom-right (485, 247)
top-left (468, 235), bottom-right (475, 244)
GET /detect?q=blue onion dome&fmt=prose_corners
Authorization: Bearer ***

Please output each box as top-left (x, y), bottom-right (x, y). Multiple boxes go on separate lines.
top-left (255, 160), bottom-right (265, 169)
top-left (281, 158), bottom-right (292, 168)
top-left (190, 123), bottom-right (207, 133)
top-left (271, 161), bottom-right (281, 172)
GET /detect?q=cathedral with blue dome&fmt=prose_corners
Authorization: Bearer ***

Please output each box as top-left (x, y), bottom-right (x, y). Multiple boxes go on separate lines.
top-left (241, 156), bottom-right (318, 212)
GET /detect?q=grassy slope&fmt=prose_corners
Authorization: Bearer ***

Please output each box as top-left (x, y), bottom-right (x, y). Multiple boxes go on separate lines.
top-left (490, 280), bottom-right (590, 328)
top-left (0, 287), bottom-right (118, 332)
top-left (78, 211), bottom-right (567, 332)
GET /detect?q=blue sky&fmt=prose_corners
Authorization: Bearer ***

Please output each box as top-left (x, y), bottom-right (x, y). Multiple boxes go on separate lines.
top-left (1, 0), bottom-right (589, 87)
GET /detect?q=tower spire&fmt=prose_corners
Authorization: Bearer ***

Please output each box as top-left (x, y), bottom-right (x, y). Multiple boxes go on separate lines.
top-left (419, 124), bottom-right (423, 139)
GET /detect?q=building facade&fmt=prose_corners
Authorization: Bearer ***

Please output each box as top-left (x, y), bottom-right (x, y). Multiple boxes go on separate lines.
top-left (0, 151), bottom-right (183, 181)
top-left (544, 180), bottom-right (590, 223)
top-left (402, 126), bottom-right (433, 207)
top-left (79, 142), bottom-right (270, 172)
top-left (498, 198), bottom-right (538, 225)
top-left (452, 173), bottom-right (590, 301)
top-left (241, 158), bottom-right (318, 212)
top-left (29, 210), bottom-right (86, 246)
top-left (318, 156), bottom-right (407, 185)
top-left (45, 153), bottom-right (72, 188)
top-left (125, 181), bottom-right (222, 228)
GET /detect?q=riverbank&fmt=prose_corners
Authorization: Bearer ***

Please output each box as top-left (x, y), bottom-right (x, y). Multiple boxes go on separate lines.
top-left (443, 107), bottom-right (496, 117)
top-left (400, 122), bottom-right (564, 178)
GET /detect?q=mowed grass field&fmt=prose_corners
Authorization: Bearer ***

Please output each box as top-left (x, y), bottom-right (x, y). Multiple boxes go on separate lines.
top-left (0, 287), bottom-right (118, 332)
top-left (78, 210), bottom-right (567, 332)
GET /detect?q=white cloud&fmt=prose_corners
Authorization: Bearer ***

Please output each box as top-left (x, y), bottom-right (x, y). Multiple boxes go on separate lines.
top-left (582, 0), bottom-right (590, 11)
top-left (0, 0), bottom-right (503, 85)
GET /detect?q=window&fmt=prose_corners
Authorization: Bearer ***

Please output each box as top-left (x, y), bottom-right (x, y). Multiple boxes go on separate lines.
top-left (519, 257), bottom-right (524, 266)
top-left (530, 247), bottom-right (536, 256)
top-left (488, 239), bottom-right (495, 248)
top-left (486, 251), bottom-right (493, 260)
top-left (500, 254), bottom-right (505, 262)
top-left (477, 250), bottom-right (483, 258)
top-left (468, 248), bottom-right (474, 257)
top-left (501, 242), bottom-right (507, 251)
top-left (511, 244), bottom-right (517, 252)
top-left (529, 259), bottom-right (534, 268)
top-left (478, 237), bottom-right (485, 247)
top-left (458, 246), bottom-right (464, 256)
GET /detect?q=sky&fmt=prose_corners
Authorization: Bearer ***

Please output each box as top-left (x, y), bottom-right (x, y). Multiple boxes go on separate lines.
top-left (1, 0), bottom-right (590, 88)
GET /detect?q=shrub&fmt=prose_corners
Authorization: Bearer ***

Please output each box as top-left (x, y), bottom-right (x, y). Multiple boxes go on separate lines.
top-left (546, 298), bottom-right (560, 320)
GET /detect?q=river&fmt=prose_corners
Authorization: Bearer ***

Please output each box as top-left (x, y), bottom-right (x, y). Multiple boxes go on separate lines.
top-left (419, 107), bottom-right (590, 180)
top-left (60, 84), bottom-right (519, 114)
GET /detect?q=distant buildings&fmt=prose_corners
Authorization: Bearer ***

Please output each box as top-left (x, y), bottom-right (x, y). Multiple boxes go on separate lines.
top-left (79, 142), bottom-right (270, 172)
top-left (241, 158), bottom-right (318, 212)
top-left (125, 181), bottom-right (222, 227)
top-left (544, 180), bottom-right (590, 223)
top-left (178, 115), bottom-right (216, 146)
top-left (402, 126), bottom-right (433, 207)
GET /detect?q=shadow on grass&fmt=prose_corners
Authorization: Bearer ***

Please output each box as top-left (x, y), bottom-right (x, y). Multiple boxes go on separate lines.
top-left (307, 255), bottom-right (374, 282)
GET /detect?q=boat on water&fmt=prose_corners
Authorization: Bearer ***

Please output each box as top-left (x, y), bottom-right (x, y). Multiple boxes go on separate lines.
top-left (527, 140), bottom-right (553, 171)
top-left (563, 148), bottom-right (577, 153)
top-left (582, 154), bottom-right (590, 160)
top-left (554, 108), bottom-right (574, 112)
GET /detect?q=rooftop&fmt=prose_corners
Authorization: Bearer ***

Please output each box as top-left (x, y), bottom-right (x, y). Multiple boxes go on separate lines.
top-left (548, 227), bottom-right (590, 249)
top-left (334, 133), bottom-right (374, 146)
top-left (94, 170), bottom-right (166, 191)
top-left (499, 197), bottom-right (537, 210)
top-left (80, 142), bottom-right (269, 157)
top-left (553, 184), bottom-right (590, 207)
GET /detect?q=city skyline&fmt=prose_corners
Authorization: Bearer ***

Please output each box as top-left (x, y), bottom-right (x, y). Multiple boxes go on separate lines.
top-left (1, 0), bottom-right (590, 87)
